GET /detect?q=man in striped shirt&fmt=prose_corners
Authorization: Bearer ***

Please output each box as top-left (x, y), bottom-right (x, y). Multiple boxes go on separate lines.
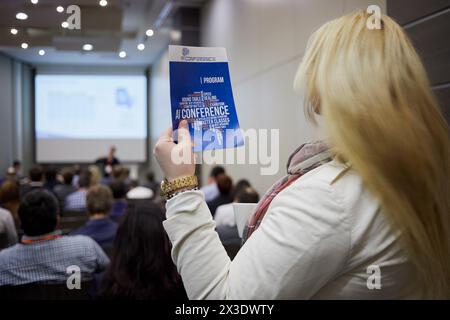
top-left (0, 189), bottom-right (109, 286)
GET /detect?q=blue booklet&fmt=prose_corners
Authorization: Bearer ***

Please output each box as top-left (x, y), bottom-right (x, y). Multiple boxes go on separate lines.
top-left (169, 45), bottom-right (244, 152)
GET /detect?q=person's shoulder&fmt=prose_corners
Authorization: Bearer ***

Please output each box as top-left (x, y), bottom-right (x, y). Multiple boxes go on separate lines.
top-left (61, 234), bottom-right (96, 247)
top-left (0, 243), bottom-right (21, 260)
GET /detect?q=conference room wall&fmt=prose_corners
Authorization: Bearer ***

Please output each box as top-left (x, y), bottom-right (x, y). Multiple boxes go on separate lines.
top-left (199, 0), bottom-right (387, 195)
top-left (0, 54), bottom-right (33, 176)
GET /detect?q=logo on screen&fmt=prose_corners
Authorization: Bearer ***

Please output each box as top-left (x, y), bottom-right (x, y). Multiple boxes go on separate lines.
top-left (182, 47), bottom-right (190, 56)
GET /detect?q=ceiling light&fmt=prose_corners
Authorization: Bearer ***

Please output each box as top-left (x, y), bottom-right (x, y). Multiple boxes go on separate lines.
top-left (56, 6), bottom-right (64, 13)
top-left (145, 29), bottom-right (154, 37)
top-left (99, 0), bottom-right (108, 6)
top-left (137, 43), bottom-right (145, 51)
top-left (21, 43), bottom-right (28, 49)
top-left (119, 51), bottom-right (127, 58)
top-left (38, 49), bottom-right (45, 56)
top-left (61, 21), bottom-right (69, 28)
top-left (16, 12), bottom-right (28, 20)
top-left (10, 28), bottom-right (18, 35)
top-left (31, 0), bottom-right (39, 4)
top-left (83, 44), bottom-right (93, 51)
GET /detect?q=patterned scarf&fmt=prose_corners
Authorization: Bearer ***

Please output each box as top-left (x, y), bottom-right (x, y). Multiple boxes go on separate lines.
top-left (243, 141), bottom-right (332, 243)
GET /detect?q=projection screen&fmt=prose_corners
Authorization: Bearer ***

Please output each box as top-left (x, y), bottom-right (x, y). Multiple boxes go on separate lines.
top-left (35, 74), bottom-right (148, 163)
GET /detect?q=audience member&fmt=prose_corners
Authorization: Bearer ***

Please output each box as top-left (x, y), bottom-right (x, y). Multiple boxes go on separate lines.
top-left (215, 182), bottom-right (259, 229)
top-left (0, 189), bottom-right (109, 286)
top-left (99, 202), bottom-right (187, 300)
top-left (207, 174), bottom-right (233, 217)
top-left (43, 166), bottom-right (61, 192)
top-left (72, 165), bottom-right (81, 188)
top-left (0, 180), bottom-right (21, 229)
top-left (126, 186), bottom-right (153, 200)
top-left (109, 180), bottom-right (127, 222)
top-left (200, 166), bottom-right (225, 202)
top-left (0, 207), bottom-right (17, 250)
top-left (143, 171), bottom-right (159, 196)
top-left (20, 165), bottom-right (44, 197)
top-left (71, 185), bottom-right (117, 252)
top-left (65, 170), bottom-right (91, 211)
top-left (53, 167), bottom-right (76, 210)
top-left (89, 165), bottom-right (102, 186)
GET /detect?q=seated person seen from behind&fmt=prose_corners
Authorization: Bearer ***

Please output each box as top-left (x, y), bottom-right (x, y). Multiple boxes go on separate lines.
top-left (71, 185), bottom-right (117, 252)
top-left (43, 166), bottom-right (61, 193)
top-left (215, 181), bottom-right (259, 229)
top-left (53, 167), bottom-right (77, 210)
top-left (99, 202), bottom-right (187, 300)
top-left (20, 165), bottom-right (44, 197)
top-left (108, 180), bottom-right (128, 222)
top-left (207, 174), bottom-right (233, 217)
top-left (200, 166), bottom-right (225, 202)
top-left (64, 170), bottom-right (91, 212)
top-left (0, 180), bottom-right (21, 234)
top-left (0, 189), bottom-right (109, 286)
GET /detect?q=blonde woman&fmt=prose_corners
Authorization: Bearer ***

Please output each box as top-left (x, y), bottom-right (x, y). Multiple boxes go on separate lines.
top-left (154, 11), bottom-right (450, 299)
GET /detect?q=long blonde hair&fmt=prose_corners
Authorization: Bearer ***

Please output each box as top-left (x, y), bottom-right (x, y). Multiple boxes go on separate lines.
top-left (295, 11), bottom-right (450, 298)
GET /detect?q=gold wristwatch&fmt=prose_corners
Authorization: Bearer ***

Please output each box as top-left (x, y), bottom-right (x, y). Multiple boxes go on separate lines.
top-left (160, 175), bottom-right (198, 199)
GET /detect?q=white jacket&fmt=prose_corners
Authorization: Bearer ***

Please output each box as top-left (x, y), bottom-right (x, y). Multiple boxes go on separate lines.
top-left (163, 160), bottom-right (421, 299)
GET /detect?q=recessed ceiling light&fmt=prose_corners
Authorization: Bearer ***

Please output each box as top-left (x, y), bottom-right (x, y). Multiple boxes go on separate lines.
top-left (83, 44), bottom-right (93, 51)
top-left (61, 21), bottom-right (69, 28)
top-left (119, 51), bottom-right (127, 58)
top-left (31, 0), bottom-right (39, 4)
top-left (10, 28), bottom-right (18, 35)
top-left (21, 43), bottom-right (28, 49)
top-left (137, 43), bottom-right (145, 51)
top-left (145, 29), bottom-right (154, 37)
top-left (99, 0), bottom-right (108, 7)
top-left (16, 12), bottom-right (28, 20)
top-left (38, 49), bottom-right (45, 56)
top-left (56, 6), bottom-right (64, 13)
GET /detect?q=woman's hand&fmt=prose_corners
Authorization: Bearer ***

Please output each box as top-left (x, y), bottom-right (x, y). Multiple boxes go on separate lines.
top-left (154, 120), bottom-right (195, 182)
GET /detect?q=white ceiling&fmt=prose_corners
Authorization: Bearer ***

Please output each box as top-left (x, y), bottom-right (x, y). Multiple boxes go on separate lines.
top-left (0, 0), bottom-right (204, 67)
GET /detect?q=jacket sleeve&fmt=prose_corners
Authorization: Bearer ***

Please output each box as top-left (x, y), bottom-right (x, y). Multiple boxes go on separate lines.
top-left (163, 176), bottom-right (351, 299)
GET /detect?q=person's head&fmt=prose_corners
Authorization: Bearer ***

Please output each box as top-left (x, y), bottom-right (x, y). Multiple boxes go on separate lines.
top-left (234, 187), bottom-right (259, 204)
top-left (18, 189), bottom-right (59, 236)
top-left (13, 160), bottom-right (21, 172)
top-left (78, 170), bottom-right (91, 189)
top-left (109, 180), bottom-right (127, 200)
top-left (61, 167), bottom-right (74, 185)
top-left (146, 171), bottom-right (155, 183)
top-left (231, 179), bottom-right (251, 199)
top-left (295, 11), bottom-right (450, 298)
top-left (44, 166), bottom-right (58, 183)
top-left (216, 174), bottom-right (233, 196)
top-left (100, 202), bottom-right (183, 299)
top-left (0, 180), bottom-right (20, 208)
top-left (86, 185), bottom-right (113, 216)
top-left (208, 166), bottom-right (225, 184)
top-left (88, 165), bottom-right (102, 186)
top-left (29, 165), bottom-right (43, 182)
top-left (109, 146), bottom-right (116, 157)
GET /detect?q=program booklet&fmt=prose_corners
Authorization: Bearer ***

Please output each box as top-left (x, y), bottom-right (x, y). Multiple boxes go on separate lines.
top-left (169, 45), bottom-right (244, 152)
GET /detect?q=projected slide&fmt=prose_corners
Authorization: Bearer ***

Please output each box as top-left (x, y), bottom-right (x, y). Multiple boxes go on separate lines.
top-left (35, 74), bottom-right (147, 163)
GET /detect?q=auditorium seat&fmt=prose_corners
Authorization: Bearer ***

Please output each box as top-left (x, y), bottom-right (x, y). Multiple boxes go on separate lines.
top-left (0, 281), bottom-right (93, 300)
top-left (59, 216), bottom-right (88, 235)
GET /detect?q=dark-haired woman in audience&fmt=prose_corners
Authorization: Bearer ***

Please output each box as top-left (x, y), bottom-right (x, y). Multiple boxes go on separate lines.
top-left (99, 202), bottom-right (187, 300)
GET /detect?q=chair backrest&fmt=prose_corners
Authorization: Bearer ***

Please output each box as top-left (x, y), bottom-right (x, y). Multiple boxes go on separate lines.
top-left (0, 281), bottom-right (93, 300)
top-left (59, 216), bottom-right (88, 234)
top-left (61, 210), bottom-right (87, 218)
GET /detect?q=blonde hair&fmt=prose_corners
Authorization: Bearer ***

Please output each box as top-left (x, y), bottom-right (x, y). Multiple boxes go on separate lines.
top-left (295, 11), bottom-right (450, 298)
